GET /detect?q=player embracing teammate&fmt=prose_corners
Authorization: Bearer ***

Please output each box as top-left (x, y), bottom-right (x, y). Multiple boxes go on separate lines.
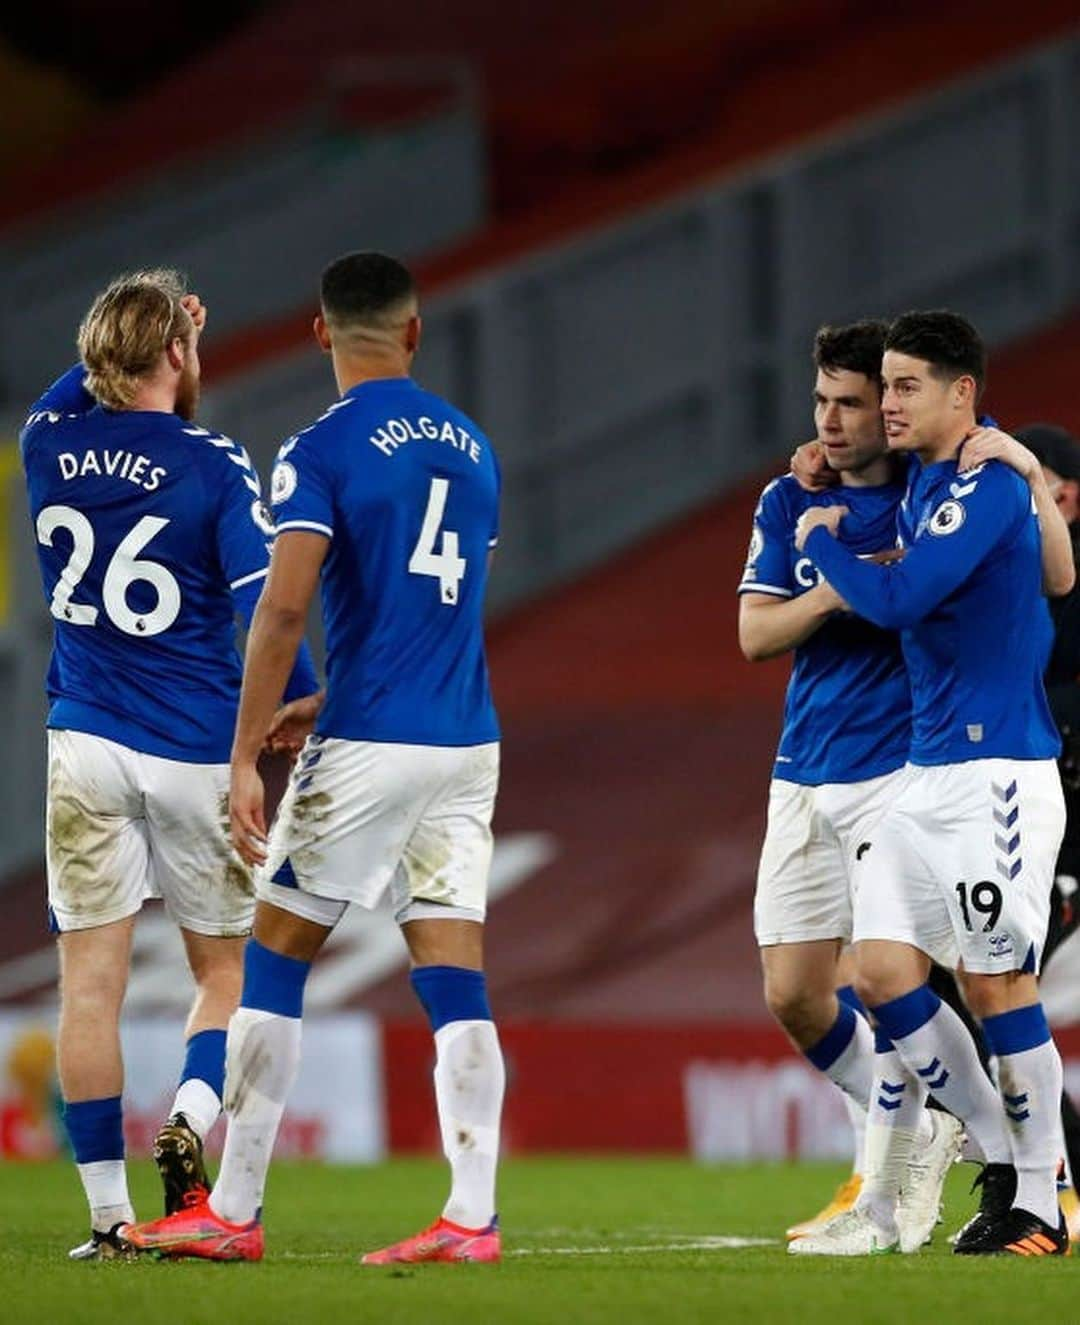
top-left (793, 311), bottom-right (1074, 1255)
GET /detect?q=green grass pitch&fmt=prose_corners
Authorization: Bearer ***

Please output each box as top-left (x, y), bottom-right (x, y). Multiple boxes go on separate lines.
top-left (0, 1158), bottom-right (1075, 1323)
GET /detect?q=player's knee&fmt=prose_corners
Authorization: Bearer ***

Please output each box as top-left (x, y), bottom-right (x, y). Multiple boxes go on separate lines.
top-left (763, 979), bottom-right (829, 1043)
top-left (59, 958), bottom-right (126, 1019)
top-left (192, 957), bottom-right (244, 1005)
top-left (851, 963), bottom-right (906, 1010)
top-left (961, 970), bottom-right (1034, 1020)
top-left (183, 933), bottom-right (245, 990)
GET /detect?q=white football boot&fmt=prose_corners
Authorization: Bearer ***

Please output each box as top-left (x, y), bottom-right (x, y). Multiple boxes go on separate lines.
top-left (787, 1207), bottom-right (899, 1256)
top-left (896, 1111), bottom-right (964, 1253)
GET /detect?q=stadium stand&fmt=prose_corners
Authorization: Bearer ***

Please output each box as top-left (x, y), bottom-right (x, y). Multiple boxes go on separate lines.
top-left (1, 0), bottom-right (1077, 227)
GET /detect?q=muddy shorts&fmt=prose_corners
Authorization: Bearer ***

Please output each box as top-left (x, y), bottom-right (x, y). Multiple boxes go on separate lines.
top-left (46, 728), bottom-right (254, 936)
top-left (256, 737), bottom-right (499, 928)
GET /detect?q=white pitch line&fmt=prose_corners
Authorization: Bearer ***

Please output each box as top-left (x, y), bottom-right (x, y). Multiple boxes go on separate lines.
top-left (512, 1237), bottom-right (776, 1256)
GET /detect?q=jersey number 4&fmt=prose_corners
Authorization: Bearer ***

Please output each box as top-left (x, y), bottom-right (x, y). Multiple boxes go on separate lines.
top-left (37, 504), bottom-right (181, 637)
top-left (408, 477), bottom-right (466, 605)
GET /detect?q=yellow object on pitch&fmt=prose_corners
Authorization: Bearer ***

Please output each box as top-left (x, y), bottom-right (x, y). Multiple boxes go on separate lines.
top-left (1059, 1185), bottom-right (1080, 1243)
top-left (786, 1173), bottom-right (863, 1241)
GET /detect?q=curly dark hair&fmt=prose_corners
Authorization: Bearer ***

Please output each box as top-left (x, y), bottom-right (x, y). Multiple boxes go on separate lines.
top-left (885, 310), bottom-right (986, 398)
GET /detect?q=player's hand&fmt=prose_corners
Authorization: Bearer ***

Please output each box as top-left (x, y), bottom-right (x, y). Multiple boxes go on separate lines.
top-left (265, 690), bottom-right (325, 762)
top-left (790, 440), bottom-right (838, 492)
top-left (181, 293), bottom-right (207, 338)
top-left (794, 504), bottom-right (848, 550)
top-left (958, 426), bottom-right (1037, 481)
top-left (230, 760), bottom-right (268, 866)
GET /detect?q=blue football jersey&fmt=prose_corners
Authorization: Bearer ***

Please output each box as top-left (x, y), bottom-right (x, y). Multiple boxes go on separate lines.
top-left (739, 474), bottom-right (911, 785)
top-left (270, 376), bottom-right (500, 746)
top-left (21, 366), bottom-right (278, 762)
top-left (805, 458), bottom-right (1059, 765)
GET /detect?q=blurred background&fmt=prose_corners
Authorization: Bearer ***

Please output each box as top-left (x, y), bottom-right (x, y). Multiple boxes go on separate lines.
top-left (1, 0), bottom-right (1080, 1167)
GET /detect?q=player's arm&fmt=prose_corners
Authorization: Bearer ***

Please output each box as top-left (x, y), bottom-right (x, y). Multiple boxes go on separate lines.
top-left (24, 365), bottom-right (95, 422)
top-left (959, 426), bottom-right (1075, 597)
top-left (796, 473), bottom-right (1014, 629)
top-left (230, 531), bottom-right (328, 864)
top-left (738, 583), bottom-right (847, 661)
top-left (231, 575), bottom-right (319, 701)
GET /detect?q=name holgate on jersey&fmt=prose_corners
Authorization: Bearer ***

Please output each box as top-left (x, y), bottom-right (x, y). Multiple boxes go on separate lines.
top-left (369, 415), bottom-right (482, 463)
top-left (56, 448), bottom-right (166, 492)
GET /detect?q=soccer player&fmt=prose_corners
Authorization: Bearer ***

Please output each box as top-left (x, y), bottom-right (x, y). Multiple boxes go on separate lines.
top-left (125, 251), bottom-right (504, 1265)
top-left (740, 320), bottom-right (963, 1252)
top-left (795, 310), bottom-right (1073, 1255)
top-left (20, 271), bottom-right (318, 1259)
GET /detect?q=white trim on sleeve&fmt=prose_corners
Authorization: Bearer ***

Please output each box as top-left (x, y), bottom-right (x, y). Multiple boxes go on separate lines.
top-left (736, 582), bottom-right (793, 598)
top-left (275, 519), bottom-right (334, 538)
top-left (230, 567), bottom-right (269, 590)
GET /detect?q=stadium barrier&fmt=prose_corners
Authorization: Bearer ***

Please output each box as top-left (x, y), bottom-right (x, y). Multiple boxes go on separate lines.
top-left (11, 1015), bottom-right (1076, 1163)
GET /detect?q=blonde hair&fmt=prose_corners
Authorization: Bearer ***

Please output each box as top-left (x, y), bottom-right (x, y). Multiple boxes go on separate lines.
top-left (78, 269), bottom-right (191, 408)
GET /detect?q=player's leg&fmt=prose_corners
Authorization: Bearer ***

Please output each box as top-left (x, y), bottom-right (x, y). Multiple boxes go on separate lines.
top-left (755, 782), bottom-right (875, 1131)
top-left (835, 950), bottom-right (870, 1181)
top-left (410, 920), bottom-right (502, 1225)
top-left (847, 793), bottom-right (1009, 1248)
top-left (57, 916), bottom-right (137, 1256)
top-left (946, 758), bottom-right (1068, 1255)
top-left (125, 896), bottom-right (342, 1260)
top-left (47, 729), bottom-right (149, 1259)
top-left (362, 742), bottom-right (502, 1265)
top-left (150, 930), bottom-right (246, 1212)
top-left (960, 969), bottom-right (1065, 1250)
top-left (357, 917), bottom-right (503, 1266)
top-left (762, 939), bottom-right (872, 1089)
top-left (142, 755), bottom-right (253, 1212)
top-left (173, 929), bottom-right (245, 1135)
top-left (210, 901), bottom-right (336, 1225)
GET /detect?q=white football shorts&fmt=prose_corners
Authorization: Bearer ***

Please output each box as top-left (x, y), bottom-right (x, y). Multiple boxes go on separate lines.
top-left (754, 769), bottom-right (904, 946)
top-left (46, 728), bottom-right (254, 936)
top-left (852, 758), bottom-right (1065, 974)
top-left (256, 736), bottom-right (499, 928)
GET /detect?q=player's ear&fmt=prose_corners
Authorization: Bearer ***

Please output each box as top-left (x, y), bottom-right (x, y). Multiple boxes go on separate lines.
top-left (313, 314), bottom-right (332, 353)
top-left (405, 315), bottom-right (422, 356)
top-left (164, 336), bottom-right (186, 372)
top-left (953, 375), bottom-right (976, 410)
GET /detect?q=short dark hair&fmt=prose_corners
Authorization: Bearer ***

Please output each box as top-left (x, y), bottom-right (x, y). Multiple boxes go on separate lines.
top-left (885, 310), bottom-right (986, 397)
top-left (320, 251), bottom-right (416, 327)
top-left (813, 319), bottom-right (887, 384)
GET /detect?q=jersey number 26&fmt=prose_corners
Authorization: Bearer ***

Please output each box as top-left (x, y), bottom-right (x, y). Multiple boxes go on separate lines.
top-left (37, 504), bottom-right (181, 637)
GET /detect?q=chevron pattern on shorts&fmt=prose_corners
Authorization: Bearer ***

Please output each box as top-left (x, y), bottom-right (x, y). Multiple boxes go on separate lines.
top-left (992, 779), bottom-right (1021, 880)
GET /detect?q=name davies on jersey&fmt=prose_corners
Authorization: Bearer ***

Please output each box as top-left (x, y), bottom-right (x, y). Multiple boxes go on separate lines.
top-left (369, 415), bottom-right (482, 463)
top-left (56, 448), bottom-right (166, 492)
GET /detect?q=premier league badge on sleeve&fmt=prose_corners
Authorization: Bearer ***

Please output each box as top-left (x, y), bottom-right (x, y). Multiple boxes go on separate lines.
top-left (271, 461), bottom-right (298, 505)
top-left (928, 499), bottom-right (965, 536)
